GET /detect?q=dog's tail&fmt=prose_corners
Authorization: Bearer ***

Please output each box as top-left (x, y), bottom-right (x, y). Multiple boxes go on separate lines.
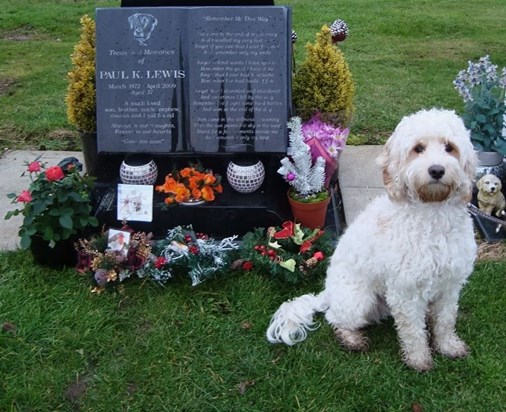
top-left (266, 292), bottom-right (328, 346)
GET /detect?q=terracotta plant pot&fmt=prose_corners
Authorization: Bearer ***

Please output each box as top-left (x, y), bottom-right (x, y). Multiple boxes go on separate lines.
top-left (287, 191), bottom-right (331, 229)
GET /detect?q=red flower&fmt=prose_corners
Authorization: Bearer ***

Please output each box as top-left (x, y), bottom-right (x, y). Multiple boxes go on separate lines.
top-left (45, 166), bottom-right (65, 182)
top-left (313, 251), bottom-right (325, 261)
top-left (242, 261), bottom-right (254, 271)
top-left (17, 190), bottom-right (32, 203)
top-left (154, 256), bottom-right (167, 269)
top-left (27, 161), bottom-right (41, 173)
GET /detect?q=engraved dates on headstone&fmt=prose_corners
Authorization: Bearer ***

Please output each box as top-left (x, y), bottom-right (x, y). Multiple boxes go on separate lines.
top-left (96, 6), bottom-right (291, 154)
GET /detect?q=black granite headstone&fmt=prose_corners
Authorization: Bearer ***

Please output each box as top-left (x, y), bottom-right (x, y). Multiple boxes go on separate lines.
top-left (96, 6), bottom-right (291, 154)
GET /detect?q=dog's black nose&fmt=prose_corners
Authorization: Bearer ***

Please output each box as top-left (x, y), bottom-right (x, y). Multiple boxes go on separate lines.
top-left (428, 165), bottom-right (445, 180)
top-left (491, 187), bottom-right (496, 192)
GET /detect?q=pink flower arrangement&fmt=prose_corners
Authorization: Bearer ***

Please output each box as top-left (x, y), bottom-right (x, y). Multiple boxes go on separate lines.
top-left (301, 113), bottom-right (349, 186)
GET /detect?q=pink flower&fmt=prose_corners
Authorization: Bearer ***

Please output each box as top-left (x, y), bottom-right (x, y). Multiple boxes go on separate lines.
top-left (45, 166), bottom-right (65, 182)
top-left (17, 190), bottom-right (32, 203)
top-left (286, 172), bottom-right (296, 181)
top-left (27, 161), bottom-right (41, 173)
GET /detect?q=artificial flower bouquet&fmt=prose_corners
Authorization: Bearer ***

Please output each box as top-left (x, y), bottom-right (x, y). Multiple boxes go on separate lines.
top-left (5, 157), bottom-right (98, 248)
top-left (239, 221), bottom-right (334, 284)
top-left (454, 55), bottom-right (506, 155)
top-left (278, 115), bottom-right (348, 203)
top-left (75, 225), bottom-right (240, 292)
top-left (156, 162), bottom-right (223, 204)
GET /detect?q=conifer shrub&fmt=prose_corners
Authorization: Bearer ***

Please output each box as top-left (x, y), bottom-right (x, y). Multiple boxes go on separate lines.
top-left (66, 15), bottom-right (96, 133)
top-left (292, 25), bottom-right (355, 127)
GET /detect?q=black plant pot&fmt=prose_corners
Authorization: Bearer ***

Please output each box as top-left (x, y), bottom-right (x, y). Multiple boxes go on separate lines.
top-left (29, 235), bottom-right (78, 269)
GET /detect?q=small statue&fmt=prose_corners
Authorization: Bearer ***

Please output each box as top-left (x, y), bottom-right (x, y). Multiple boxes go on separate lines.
top-left (476, 174), bottom-right (506, 218)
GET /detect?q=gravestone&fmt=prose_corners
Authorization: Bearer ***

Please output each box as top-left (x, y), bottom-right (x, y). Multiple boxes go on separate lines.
top-left (93, 5), bottom-right (345, 237)
top-left (95, 6), bottom-right (291, 154)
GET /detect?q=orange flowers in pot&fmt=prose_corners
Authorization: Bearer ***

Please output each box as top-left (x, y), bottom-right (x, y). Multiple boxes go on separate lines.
top-left (156, 163), bottom-right (223, 204)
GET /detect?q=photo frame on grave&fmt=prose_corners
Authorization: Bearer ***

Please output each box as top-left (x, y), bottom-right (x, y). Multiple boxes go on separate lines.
top-left (96, 3), bottom-right (290, 154)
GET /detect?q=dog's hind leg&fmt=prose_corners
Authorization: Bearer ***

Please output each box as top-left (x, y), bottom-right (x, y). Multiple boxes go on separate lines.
top-left (429, 288), bottom-right (469, 359)
top-left (324, 288), bottom-right (383, 352)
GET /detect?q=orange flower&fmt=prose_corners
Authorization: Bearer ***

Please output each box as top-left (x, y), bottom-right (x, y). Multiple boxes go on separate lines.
top-left (174, 185), bottom-right (190, 203)
top-left (204, 173), bottom-right (216, 185)
top-left (201, 186), bottom-right (215, 201)
top-left (179, 167), bottom-right (193, 178)
top-left (192, 188), bottom-right (202, 199)
top-left (156, 164), bottom-right (222, 204)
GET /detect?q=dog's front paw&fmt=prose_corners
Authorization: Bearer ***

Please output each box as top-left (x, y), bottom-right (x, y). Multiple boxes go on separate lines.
top-left (404, 352), bottom-right (433, 372)
top-left (436, 336), bottom-right (469, 359)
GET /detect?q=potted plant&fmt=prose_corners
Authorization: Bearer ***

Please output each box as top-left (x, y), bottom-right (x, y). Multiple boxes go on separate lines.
top-left (5, 157), bottom-right (99, 267)
top-left (453, 55), bottom-right (506, 172)
top-left (65, 15), bottom-right (98, 175)
top-left (278, 116), bottom-right (348, 229)
top-left (292, 24), bottom-right (354, 127)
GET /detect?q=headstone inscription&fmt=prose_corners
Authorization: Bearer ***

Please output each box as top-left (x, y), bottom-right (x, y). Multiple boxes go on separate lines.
top-left (96, 6), bottom-right (291, 154)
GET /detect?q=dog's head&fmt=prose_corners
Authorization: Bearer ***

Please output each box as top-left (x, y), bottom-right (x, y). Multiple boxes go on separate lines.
top-left (378, 108), bottom-right (476, 203)
top-left (477, 174), bottom-right (502, 195)
top-left (128, 13), bottom-right (158, 46)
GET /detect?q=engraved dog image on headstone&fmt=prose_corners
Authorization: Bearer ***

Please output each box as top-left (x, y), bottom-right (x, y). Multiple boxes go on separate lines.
top-left (128, 13), bottom-right (158, 46)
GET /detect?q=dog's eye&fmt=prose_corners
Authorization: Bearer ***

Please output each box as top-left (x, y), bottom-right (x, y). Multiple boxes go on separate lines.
top-left (445, 144), bottom-right (455, 153)
top-left (414, 145), bottom-right (425, 154)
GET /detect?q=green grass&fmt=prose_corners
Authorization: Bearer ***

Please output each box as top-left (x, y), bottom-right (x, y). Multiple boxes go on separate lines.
top-left (1, 0), bottom-right (506, 147)
top-left (0, 250), bottom-right (505, 410)
top-left (1, 2), bottom-right (506, 410)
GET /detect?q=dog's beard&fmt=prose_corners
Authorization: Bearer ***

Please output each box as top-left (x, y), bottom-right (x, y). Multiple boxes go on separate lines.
top-left (416, 182), bottom-right (453, 202)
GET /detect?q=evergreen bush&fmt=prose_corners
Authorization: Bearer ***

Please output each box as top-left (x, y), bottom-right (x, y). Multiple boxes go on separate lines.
top-left (292, 25), bottom-right (355, 127)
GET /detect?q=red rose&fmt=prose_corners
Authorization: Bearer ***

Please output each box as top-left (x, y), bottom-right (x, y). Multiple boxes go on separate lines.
top-left (45, 166), bottom-right (65, 182)
top-left (27, 161), bottom-right (41, 173)
top-left (154, 256), bottom-right (167, 269)
top-left (17, 190), bottom-right (32, 203)
top-left (242, 261), bottom-right (254, 271)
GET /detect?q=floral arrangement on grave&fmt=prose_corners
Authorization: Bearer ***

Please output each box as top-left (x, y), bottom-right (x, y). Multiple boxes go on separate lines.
top-left (278, 116), bottom-right (348, 202)
top-left (5, 157), bottom-right (98, 249)
top-left (75, 225), bottom-right (239, 292)
top-left (454, 55), bottom-right (506, 155)
top-left (66, 14), bottom-right (96, 133)
top-left (238, 221), bottom-right (334, 284)
top-left (292, 24), bottom-right (354, 128)
top-left (156, 162), bottom-right (223, 204)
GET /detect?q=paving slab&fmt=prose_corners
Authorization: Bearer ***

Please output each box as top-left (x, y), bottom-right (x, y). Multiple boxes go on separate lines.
top-left (338, 145), bottom-right (386, 224)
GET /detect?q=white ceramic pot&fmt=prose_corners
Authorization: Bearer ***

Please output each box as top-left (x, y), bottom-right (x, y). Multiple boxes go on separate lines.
top-left (120, 155), bottom-right (158, 185)
top-left (226, 160), bottom-right (265, 193)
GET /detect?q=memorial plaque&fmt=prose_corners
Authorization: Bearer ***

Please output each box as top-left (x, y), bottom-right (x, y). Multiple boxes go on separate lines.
top-left (96, 6), bottom-right (291, 153)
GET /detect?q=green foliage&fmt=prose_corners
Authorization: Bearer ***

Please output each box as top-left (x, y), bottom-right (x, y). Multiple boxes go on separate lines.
top-left (65, 14), bottom-right (96, 133)
top-left (240, 224), bottom-right (335, 284)
top-left (4, 158), bottom-right (98, 248)
top-left (293, 25), bottom-right (355, 126)
top-left (454, 55), bottom-right (506, 154)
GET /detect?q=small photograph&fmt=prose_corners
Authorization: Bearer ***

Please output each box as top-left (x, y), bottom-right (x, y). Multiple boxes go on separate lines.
top-left (107, 229), bottom-right (131, 256)
top-left (117, 184), bottom-right (153, 222)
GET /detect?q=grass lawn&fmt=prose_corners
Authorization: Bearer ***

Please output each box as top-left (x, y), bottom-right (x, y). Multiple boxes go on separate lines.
top-left (1, 1), bottom-right (506, 410)
top-left (0, 251), bottom-right (505, 410)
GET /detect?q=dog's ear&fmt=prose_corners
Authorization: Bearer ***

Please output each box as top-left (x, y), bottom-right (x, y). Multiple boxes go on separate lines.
top-left (377, 141), bottom-right (406, 202)
top-left (128, 14), bottom-right (136, 29)
top-left (476, 177), bottom-right (483, 191)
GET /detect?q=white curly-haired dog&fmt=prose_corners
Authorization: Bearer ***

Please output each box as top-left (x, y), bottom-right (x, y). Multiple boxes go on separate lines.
top-left (267, 108), bottom-right (477, 372)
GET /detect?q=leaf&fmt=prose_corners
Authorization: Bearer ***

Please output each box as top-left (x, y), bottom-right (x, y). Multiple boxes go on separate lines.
top-left (59, 214), bottom-right (73, 230)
